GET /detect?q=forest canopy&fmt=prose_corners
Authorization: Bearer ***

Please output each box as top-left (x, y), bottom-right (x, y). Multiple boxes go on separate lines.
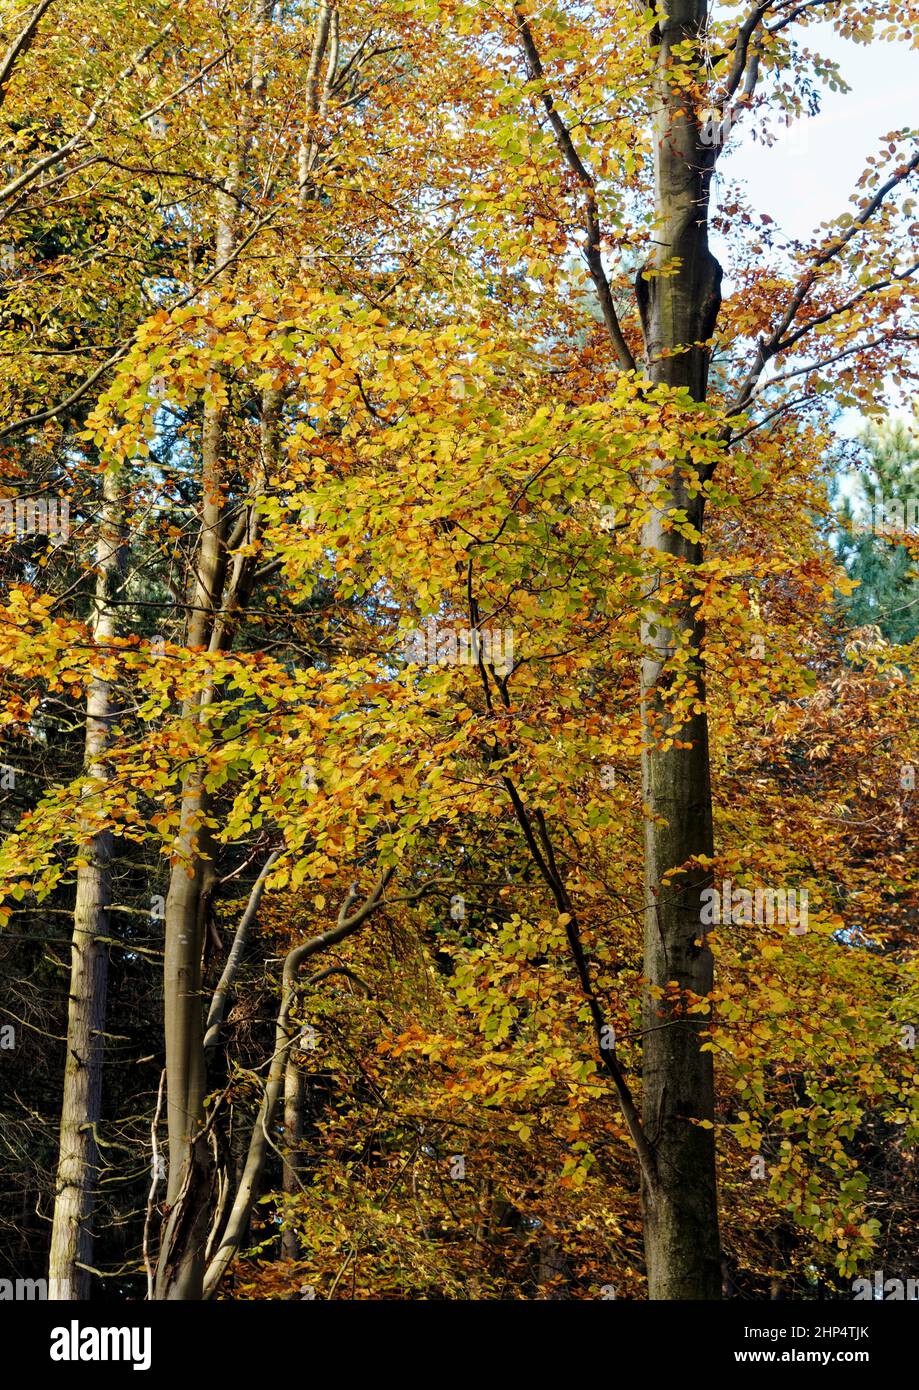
top-left (0, 0), bottom-right (916, 1307)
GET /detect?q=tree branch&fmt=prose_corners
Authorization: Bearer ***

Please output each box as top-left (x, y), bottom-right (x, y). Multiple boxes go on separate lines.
top-left (0, 17), bottom-right (177, 213)
top-left (726, 148), bottom-right (919, 419)
top-left (201, 867), bottom-right (395, 1298)
top-left (0, 0), bottom-right (57, 109)
top-left (512, 3), bottom-right (636, 372)
top-left (203, 849), bottom-right (281, 1053)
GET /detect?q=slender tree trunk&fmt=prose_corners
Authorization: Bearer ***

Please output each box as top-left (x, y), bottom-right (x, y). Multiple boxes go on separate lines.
top-left (280, 1056), bottom-right (304, 1259)
top-left (48, 466), bottom-right (125, 1299)
top-left (156, 396), bottom-right (225, 1299)
top-left (202, 944), bottom-right (306, 1298)
top-left (156, 0), bottom-right (335, 1298)
top-left (203, 874), bottom-right (391, 1298)
top-left (155, 387), bottom-right (279, 1298)
top-left (636, 0), bottom-right (723, 1299)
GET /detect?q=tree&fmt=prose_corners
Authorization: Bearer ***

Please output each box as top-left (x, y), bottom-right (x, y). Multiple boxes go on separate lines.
top-left (0, 0), bottom-right (916, 1305)
top-left (47, 466), bottom-right (125, 1300)
top-left (835, 410), bottom-right (919, 645)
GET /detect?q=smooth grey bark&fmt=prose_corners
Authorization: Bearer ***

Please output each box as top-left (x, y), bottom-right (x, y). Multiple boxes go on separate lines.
top-left (48, 465), bottom-right (125, 1299)
top-left (155, 383), bottom-right (280, 1299)
top-left (635, 0), bottom-right (722, 1300)
top-left (156, 0), bottom-right (334, 1297)
top-left (514, 0), bottom-right (721, 1297)
top-left (280, 1056), bottom-right (304, 1260)
top-left (155, 395), bottom-right (225, 1298)
top-left (155, 13), bottom-right (280, 1295)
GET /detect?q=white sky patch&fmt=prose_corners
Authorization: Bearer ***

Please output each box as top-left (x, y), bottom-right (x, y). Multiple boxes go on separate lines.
top-left (707, 23), bottom-right (917, 443)
top-left (719, 25), bottom-right (917, 244)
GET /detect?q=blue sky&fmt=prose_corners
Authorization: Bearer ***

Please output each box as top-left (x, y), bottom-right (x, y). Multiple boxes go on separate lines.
top-left (722, 25), bottom-right (916, 244)
top-left (714, 23), bottom-right (917, 446)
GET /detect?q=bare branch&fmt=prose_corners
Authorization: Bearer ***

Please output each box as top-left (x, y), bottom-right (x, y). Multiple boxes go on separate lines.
top-left (718, 0), bottom-right (771, 106)
top-left (727, 148), bottom-right (919, 418)
top-left (202, 866), bottom-right (395, 1298)
top-left (512, 3), bottom-right (636, 372)
top-left (766, 0), bottom-right (846, 38)
top-left (0, 18), bottom-right (178, 214)
top-left (0, 0), bottom-right (57, 108)
top-left (203, 850), bottom-right (281, 1053)
top-left (143, 1070), bottom-right (166, 1300)
top-left (0, 205), bottom-right (278, 440)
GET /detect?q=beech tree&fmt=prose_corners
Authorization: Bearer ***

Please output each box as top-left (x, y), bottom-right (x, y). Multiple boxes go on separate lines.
top-left (0, 0), bottom-right (916, 1305)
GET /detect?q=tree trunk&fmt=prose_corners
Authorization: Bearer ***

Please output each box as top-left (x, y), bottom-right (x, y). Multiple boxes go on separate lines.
top-left (155, 8), bottom-right (282, 1297)
top-left (280, 1056), bottom-right (304, 1259)
top-left (155, 2), bottom-right (339, 1298)
top-left (48, 466), bottom-right (125, 1299)
top-left (156, 386), bottom-right (279, 1297)
top-left (203, 874), bottom-right (391, 1298)
top-left (636, 0), bottom-right (723, 1300)
top-left (156, 395), bottom-right (225, 1298)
